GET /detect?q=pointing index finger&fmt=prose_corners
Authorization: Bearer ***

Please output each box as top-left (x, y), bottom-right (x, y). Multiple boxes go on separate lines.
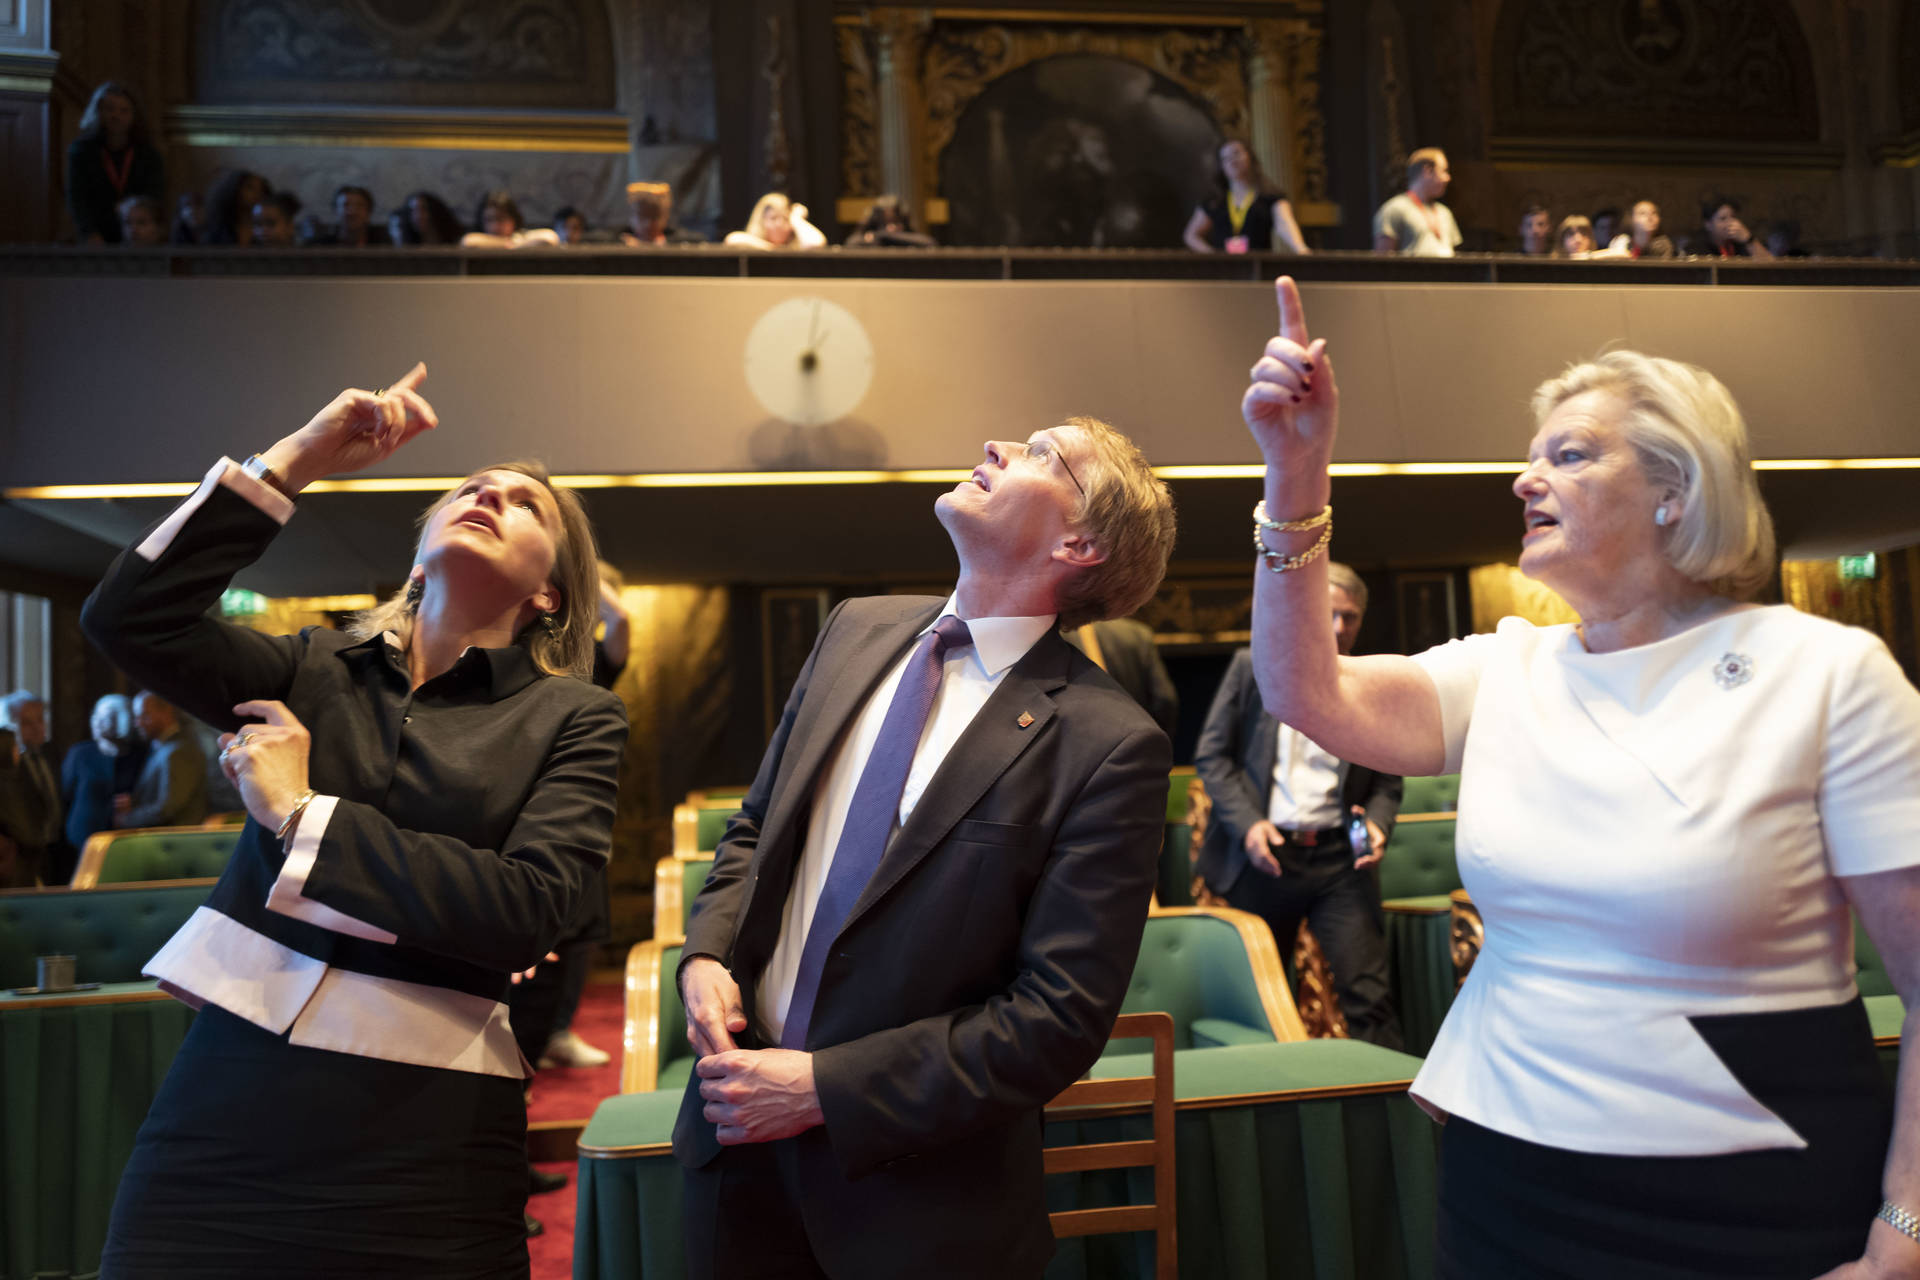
top-left (389, 361), bottom-right (428, 395)
top-left (1275, 276), bottom-right (1310, 345)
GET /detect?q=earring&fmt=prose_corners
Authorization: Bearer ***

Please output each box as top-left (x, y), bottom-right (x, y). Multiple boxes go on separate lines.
top-left (1654, 506), bottom-right (1670, 526)
top-left (539, 612), bottom-right (560, 637)
top-left (405, 578), bottom-right (424, 610)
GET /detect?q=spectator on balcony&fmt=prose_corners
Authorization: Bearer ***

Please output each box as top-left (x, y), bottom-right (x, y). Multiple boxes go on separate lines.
top-left (1598, 199), bottom-right (1676, 260)
top-left (1516, 204), bottom-right (1551, 256)
top-left (620, 181), bottom-right (704, 246)
top-left (171, 193), bottom-right (203, 245)
top-left (115, 692), bottom-right (208, 830)
top-left (392, 190), bottom-right (464, 246)
top-left (61, 693), bottom-right (147, 877)
top-left (1590, 206), bottom-right (1622, 253)
top-left (553, 205), bottom-right (590, 246)
top-left (1554, 215), bottom-right (1597, 258)
top-left (201, 170), bottom-right (271, 246)
top-left (1373, 148), bottom-right (1462, 257)
top-left (1184, 139), bottom-right (1309, 255)
top-left (845, 194), bottom-right (937, 248)
top-left (66, 81), bottom-right (166, 245)
top-left (1687, 196), bottom-right (1774, 260)
top-left (252, 192), bottom-right (301, 249)
top-left (724, 192), bottom-right (826, 250)
top-left (1764, 219), bottom-right (1810, 259)
top-left (323, 185), bottom-right (390, 248)
top-left (118, 195), bottom-right (167, 247)
top-left (461, 191), bottom-right (560, 249)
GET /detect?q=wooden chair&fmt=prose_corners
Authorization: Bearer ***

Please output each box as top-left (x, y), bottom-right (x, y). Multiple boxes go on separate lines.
top-left (651, 853), bottom-right (714, 944)
top-left (70, 825), bottom-right (240, 889)
top-left (1044, 1010), bottom-right (1177, 1278)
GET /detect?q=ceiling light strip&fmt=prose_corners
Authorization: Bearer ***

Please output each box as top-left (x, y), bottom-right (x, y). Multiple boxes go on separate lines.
top-left (8, 457), bottom-right (1916, 501)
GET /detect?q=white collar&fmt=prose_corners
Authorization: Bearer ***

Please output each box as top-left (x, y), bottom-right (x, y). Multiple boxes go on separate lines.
top-left (924, 593), bottom-right (1056, 678)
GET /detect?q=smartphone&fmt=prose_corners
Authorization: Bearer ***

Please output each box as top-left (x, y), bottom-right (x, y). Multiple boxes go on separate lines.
top-left (1347, 811), bottom-right (1371, 859)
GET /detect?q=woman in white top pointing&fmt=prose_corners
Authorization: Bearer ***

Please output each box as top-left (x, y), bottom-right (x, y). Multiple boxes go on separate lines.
top-left (1239, 276), bottom-right (1920, 1279)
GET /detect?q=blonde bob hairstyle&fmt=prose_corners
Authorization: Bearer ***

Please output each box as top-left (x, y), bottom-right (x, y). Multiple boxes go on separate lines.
top-left (745, 193), bottom-right (795, 244)
top-left (1053, 416), bottom-right (1177, 630)
top-left (1530, 351), bottom-right (1776, 600)
top-left (347, 460), bottom-right (601, 680)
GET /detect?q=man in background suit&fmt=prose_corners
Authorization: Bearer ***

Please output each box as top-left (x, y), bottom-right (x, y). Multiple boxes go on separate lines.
top-left (2, 691), bottom-right (62, 884)
top-left (1194, 562), bottom-right (1405, 1048)
top-left (116, 692), bottom-right (208, 829)
top-left (675, 417), bottom-right (1177, 1280)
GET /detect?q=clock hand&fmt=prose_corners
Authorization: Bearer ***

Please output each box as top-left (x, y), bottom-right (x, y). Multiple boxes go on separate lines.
top-left (798, 327), bottom-right (831, 373)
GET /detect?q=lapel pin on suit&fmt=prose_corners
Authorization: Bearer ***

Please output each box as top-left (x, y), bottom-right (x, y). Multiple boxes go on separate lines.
top-left (1017, 711), bottom-right (1035, 729)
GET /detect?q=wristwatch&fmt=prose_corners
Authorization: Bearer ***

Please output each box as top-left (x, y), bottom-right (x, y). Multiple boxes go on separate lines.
top-left (241, 454), bottom-right (292, 499)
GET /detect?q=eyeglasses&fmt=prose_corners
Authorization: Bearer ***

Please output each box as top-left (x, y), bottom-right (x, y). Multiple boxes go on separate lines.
top-left (1024, 437), bottom-right (1085, 498)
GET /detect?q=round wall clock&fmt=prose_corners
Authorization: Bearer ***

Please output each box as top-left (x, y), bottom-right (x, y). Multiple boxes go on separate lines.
top-left (742, 296), bottom-right (876, 427)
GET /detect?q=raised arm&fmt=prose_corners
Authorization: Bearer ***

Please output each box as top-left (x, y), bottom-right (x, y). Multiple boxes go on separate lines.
top-left (1242, 277), bottom-right (1447, 777)
top-left (82, 364), bottom-right (438, 732)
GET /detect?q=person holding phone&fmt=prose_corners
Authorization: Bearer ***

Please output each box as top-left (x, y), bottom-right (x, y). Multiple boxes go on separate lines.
top-left (1238, 276), bottom-right (1920, 1278)
top-left (85, 364), bottom-right (627, 1277)
top-left (1192, 560), bottom-right (1404, 1048)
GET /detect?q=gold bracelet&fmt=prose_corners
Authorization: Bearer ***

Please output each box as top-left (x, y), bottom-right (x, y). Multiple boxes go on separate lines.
top-left (1255, 519), bottom-right (1333, 573)
top-left (1253, 500), bottom-right (1332, 532)
top-left (1879, 1200), bottom-right (1920, 1244)
top-left (275, 789), bottom-right (317, 842)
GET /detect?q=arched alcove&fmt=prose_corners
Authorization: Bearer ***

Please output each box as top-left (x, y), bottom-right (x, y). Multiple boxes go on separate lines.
top-left (940, 53), bottom-right (1222, 247)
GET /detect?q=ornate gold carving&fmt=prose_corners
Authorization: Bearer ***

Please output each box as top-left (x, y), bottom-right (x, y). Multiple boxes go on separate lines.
top-left (165, 104), bottom-right (630, 152)
top-left (920, 23), bottom-right (1249, 187)
top-left (838, 23), bottom-right (880, 197)
top-left (1449, 889), bottom-right (1483, 988)
top-left (762, 13), bottom-right (793, 193)
top-left (1292, 925), bottom-right (1351, 1039)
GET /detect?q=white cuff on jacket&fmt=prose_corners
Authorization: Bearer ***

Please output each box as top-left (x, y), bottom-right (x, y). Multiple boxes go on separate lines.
top-left (264, 794), bottom-right (399, 944)
top-left (136, 457), bottom-right (295, 562)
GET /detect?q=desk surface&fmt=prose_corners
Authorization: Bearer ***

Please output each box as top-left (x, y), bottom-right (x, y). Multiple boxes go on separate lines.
top-left (0, 979), bottom-right (174, 1011)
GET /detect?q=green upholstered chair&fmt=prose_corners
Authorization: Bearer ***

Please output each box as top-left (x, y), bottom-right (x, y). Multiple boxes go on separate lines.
top-left (1115, 907), bottom-right (1308, 1052)
top-left (671, 802), bottom-right (740, 855)
top-left (619, 905), bottom-right (1308, 1094)
top-left (71, 826), bottom-right (239, 888)
top-left (1399, 774), bottom-right (1460, 815)
top-left (621, 938), bottom-right (692, 1092)
top-left (1377, 815), bottom-right (1460, 901)
top-left (1165, 767), bottom-right (1195, 824)
top-left (1857, 915), bottom-right (1895, 999)
top-left (0, 882), bottom-right (212, 989)
top-left (651, 855), bottom-right (714, 944)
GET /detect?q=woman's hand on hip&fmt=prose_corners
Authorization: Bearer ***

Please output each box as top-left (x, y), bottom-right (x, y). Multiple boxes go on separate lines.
top-left (1243, 276), bottom-right (1338, 468)
top-left (257, 361), bottom-right (439, 494)
top-left (219, 699), bottom-right (312, 831)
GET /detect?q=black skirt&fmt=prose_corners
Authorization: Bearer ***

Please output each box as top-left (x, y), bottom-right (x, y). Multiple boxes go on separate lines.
top-left (1437, 997), bottom-right (1892, 1279)
top-left (102, 1004), bottom-right (529, 1279)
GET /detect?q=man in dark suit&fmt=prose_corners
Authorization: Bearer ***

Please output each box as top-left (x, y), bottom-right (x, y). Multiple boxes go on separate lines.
top-left (116, 692), bottom-right (208, 829)
top-left (675, 418), bottom-right (1177, 1280)
top-left (1193, 562), bottom-right (1405, 1048)
top-left (2, 691), bottom-right (62, 885)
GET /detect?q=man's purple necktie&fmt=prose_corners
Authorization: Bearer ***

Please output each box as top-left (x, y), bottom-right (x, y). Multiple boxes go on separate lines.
top-left (780, 615), bottom-right (973, 1050)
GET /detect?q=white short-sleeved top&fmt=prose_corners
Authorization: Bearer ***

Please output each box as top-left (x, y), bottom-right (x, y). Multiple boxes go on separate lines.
top-left (1409, 604), bottom-right (1920, 1156)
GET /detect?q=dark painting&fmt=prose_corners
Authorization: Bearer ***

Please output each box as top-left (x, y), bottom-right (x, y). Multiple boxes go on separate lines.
top-left (942, 54), bottom-right (1222, 249)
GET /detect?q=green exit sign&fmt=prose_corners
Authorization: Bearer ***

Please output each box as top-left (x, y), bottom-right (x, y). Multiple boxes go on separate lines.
top-left (220, 588), bottom-right (267, 616)
top-left (1837, 554), bottom-right (1877, 581)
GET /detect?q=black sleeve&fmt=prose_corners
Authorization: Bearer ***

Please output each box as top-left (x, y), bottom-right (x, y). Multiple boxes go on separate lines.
top-left (1362, 770), bottom-right (1404, 842)
top-left (1193, 651), bottom-right (1266, 848)
top-left (81, 465), bottom-right (309, 734)
top-left (295, 695), bottom-right (629, 971)
top-left (65, 141), bottom-right (114, 242)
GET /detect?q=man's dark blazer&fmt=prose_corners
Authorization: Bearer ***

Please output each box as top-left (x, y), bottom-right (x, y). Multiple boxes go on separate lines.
top-left (1193, 648), bottom-right (1402, 894)
top-left (673, 595), bottom-right (1170, 1279)
top-left (119, 729), bottom-right (208, 830)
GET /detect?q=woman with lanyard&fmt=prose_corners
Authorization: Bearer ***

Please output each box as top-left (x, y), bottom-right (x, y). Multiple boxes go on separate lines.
top-left (1239, 276), bottom-right (1920, 1278)
top-left (65, 81), bottom-right (166, 245)
top-left (1183, 139), bottom-right (1309, 255)
top-left (87, 364), bottom-right (628, 1277)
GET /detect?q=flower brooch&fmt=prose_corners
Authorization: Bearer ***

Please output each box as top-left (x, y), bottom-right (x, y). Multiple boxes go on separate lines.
top-left (1712, 652), bottom-right (1754, 690)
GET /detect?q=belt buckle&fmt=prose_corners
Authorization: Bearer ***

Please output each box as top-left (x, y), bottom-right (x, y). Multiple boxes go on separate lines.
top-left (1286, 827), bottom-right (1318, 848)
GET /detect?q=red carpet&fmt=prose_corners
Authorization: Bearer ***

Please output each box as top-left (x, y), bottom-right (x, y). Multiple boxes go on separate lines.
top-left (527, 977), bottom-right (627, 1279)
